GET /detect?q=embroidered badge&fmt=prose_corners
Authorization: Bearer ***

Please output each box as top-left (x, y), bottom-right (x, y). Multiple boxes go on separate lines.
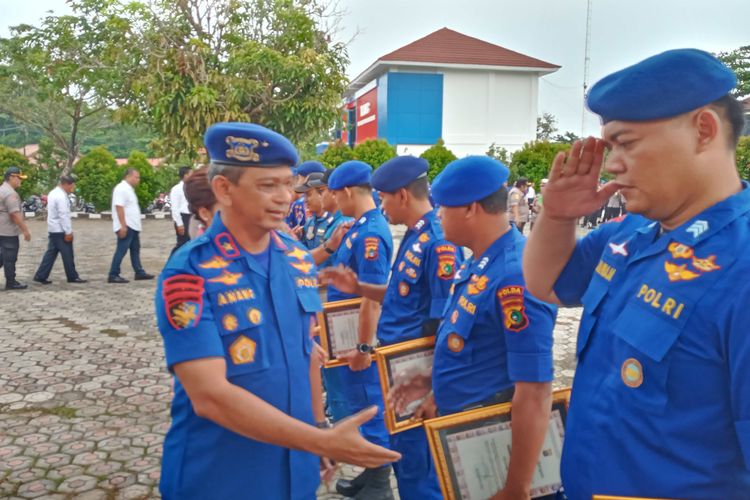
top-left (247, 308), bottom-right (262, 325)
top-left (287, 247), bottom-right (314, 274)
top-left (418, 233), bottom-right (430, 243)
top-left (296, 277), bottom-right (319, 289)
top-left (685, 220), bottom-right (709, 239)
top-left (664, 261), bottom-right (701, 282)
top-left (447, 333), bottom-right (464, 352)
top-left (621, 358), bottom-right (643, 388)
top-left (411, 242), bottom-right (422, 253)
top-left (222, 314), bottom-right (239, 332)
top-left (691, 255), bottom-right (720, 272)
top-left (162, 274), bottom-right (205, 330)
top-left (229, 335), bottom-right (257, 364)
top-left (608, 241), bottom-right (629, 257)
top-left (198, 256), bottom-right (230, 269)
top-left (497, 285), bottom-right (529, 332)
top-left (345, 237), bottom-right (352, 249)
top-left (478, 257), bottom-right (489, 270)
top-left (225, 136), bottom-right (268, 163)
top-left (207, 270), bottom-right (243, 286)
top-left (399, 282), bottom-right (410, 296)
top-left (438, 256), bottom-right (456, 280)
top-left (450, 310), bottom-right (459, 324)
top-left (398, 261), bottom-right (405, 272)
top-left (364, 237), bottom-right (379, 260)
top-left (215, 232), bottom-right (240, 259)
top-left (216, 288), bottom-right (255, 306)
top-left (405, 267), bottom-right (417, 279)
top-left (467, 275), bottom-right (489, 295)
top-left (668, 242), bottom-right (694, 259)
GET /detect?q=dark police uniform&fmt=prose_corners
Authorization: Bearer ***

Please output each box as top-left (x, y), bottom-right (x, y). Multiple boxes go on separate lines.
top-left (286, 196), bottom-right (306, 230)
top-left (552, 49), bottom-right (750, 500)
top-left (155, 122), bottom-right (321, 499)
top-left (326, 161), bottom-right (393, 450)
top-left (301, 211), bottom-right (329, 250)
top-left (371, 156), bottom-right (460, 499)
top-left (430, 156), bottom-right (556, 416)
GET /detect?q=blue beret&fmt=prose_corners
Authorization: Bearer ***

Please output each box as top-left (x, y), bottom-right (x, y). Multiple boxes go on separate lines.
top-left (328, 161), bottom-right (373, 190)
top-left (432, 156), bottom-right (509, 207)
top-left (587, 48), bottom-right (737, 123)
top-left (297, 161), bottom-right (326, 176)
top-left (204, 122), bottom-right (298, 167)
top-left (371, 156), bottom-right (429, 193)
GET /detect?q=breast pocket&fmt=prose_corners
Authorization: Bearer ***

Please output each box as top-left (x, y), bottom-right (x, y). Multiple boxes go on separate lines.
top-left (608, 299), bottom-right (690, 415)
top-left (209, 297), bottom-right (271, 378)
top-left (295, 287), bottom-right (321, 357)
top-left (576, 279), bottom-right (609, 358)
top-left (438, 294), bottom-right (481, 365)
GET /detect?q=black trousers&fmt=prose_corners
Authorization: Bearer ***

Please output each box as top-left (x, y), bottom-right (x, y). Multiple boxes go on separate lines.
top-left (34, 232), bottom-right (79, 281)
top-left (0, 235), bottom-right (20, 284)
top-left (171, 213), bottom-right (191, 255)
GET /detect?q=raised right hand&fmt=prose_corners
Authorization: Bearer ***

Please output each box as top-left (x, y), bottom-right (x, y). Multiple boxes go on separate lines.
top-left (318, 265), bottom-right (359, 294)
top-left (542, 137), bottom-right (621, 221)
top-left (322, 406), bottom-right (401, 467)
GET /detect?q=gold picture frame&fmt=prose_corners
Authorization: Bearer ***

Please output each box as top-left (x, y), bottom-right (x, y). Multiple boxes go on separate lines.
top-left (593, 497), bottom-right (673, 500)
top-left (375, 336), bottom-right (436, 434)
top-left (317, 297), bottom-right (364, 368)
top-left (425, 388), bottom-right (572, 500)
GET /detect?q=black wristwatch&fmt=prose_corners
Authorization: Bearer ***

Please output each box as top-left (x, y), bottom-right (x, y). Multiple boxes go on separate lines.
top-left (356, 343), bottom-right (374, 354)
top-left (315, 420), bottom-right (332, 429)
top-left (323, 243), bottom-right (334, 255)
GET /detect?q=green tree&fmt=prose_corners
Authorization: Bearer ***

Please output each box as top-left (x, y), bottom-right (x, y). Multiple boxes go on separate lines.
top-left (552, 131), bottom-right (581, 144)
top-left (353, 139), bottom-right (396, 169)
top-left (510, 141), bottom-right (571, 186)
top-left (153, 164), bottom-right (181, 197)
top-left (0, 10), bottom-right (132, 172)
top-left (319, 140), bottom-right (355, 168)
top-left (717, 45), bottom-right (750, 98)
top-left (35, 138), bottom-right (68, 194)
top-left (73, 146), bottom-right (120, 211)
top-left (0, 145), bottom-right (37, 199)
top-left (85, 0), bottom-right (349, 161)
top-left (536, 112), bottom-right (558, 141)
top-left (125, 151), bottom-right (158, 210)
top-left (420, 139), bottom-right (457, 180)
top-left (486, 142), bottom-right (510, 164)
top-left (737, 136), bottom-right (750, 180)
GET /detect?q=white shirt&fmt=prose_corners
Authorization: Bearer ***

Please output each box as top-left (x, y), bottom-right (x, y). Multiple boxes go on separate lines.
top-left (47, 186), bottom-right (72, 234)
top-left (112, 180), bottom-right (142, 232)
top-left (526, 185), bottom-right (536, 202)
top-left (169, 180), bottom-right (190, 226)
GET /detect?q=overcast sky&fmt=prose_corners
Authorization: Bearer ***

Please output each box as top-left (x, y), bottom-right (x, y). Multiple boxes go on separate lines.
top-left (2, 0), bottom-right (748, 136)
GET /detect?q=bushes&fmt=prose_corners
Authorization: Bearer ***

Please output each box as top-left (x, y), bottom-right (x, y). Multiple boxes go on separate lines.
top-left (74, 146), bottom-right (120, 211)
top-left (420, 139), bottom-right (457, 180)
top-left (737, 136), bottom-right (750, 180)
top-left (510, 141), bottom-right (571, 186)
top-left (353, 139), bottom-right (396, 169)
top-left (319, 140), bottom-right (355, 169)
top-left (0, 145), bottom-right (37, 199)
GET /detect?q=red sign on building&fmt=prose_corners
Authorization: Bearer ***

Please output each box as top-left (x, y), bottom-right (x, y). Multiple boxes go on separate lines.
top-left (355, 87), bottom-right (378, 144)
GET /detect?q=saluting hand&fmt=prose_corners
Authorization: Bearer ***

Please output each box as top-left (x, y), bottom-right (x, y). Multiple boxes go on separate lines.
top-left (322, 406), bottom-right (401, 467)
top-left (319, 265), bottom-right (359, 294)
top-left (542, 137), bottom-right (621, 220)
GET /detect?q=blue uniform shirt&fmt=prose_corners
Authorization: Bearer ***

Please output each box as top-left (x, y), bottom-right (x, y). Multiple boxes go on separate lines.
top-left (319, 210), bottom-right (350, 269)
top-left (327, 208), bottom-right (393, 302)
top-left (286, 196), bottom-right (306, 230)
top-left (301, 211), bottom-right (329, 250)
top-left (378, 209), bottom-right (460, 346)
top-left (155, 214), bottom-right (321, 500)
top-left (433, 228), bottom-right (556, 415)
top-left (554, 184), bottom-right (750, 500)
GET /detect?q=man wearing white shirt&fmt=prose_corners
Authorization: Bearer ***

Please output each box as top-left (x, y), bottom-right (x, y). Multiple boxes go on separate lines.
top-left (33, 175), bottom-right (85, 284)
top-left (169, 166), bottom-right (192, 255)
top-left (107, 168), bottom-right (154, 283)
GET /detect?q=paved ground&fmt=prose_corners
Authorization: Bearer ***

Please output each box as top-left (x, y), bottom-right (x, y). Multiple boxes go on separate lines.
top-left (0, 218), bottom-right (582, 499)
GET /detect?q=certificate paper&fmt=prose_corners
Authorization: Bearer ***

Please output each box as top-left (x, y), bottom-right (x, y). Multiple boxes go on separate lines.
top-left (326, 308), bottom-right (359, 357)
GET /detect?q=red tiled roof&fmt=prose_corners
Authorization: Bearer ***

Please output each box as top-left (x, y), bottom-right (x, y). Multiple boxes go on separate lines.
top-left (379, 28), bottom-right (558, 69)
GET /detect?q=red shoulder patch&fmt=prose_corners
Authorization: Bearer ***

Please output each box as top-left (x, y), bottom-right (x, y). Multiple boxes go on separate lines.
top-left (162, 274), bottom-right (205, 330)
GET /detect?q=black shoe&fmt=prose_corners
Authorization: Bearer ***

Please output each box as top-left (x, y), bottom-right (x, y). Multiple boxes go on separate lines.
top-left (336, 468), bottom-right (372, 497)
top-left (68, 278), bottom-right (87, 283)
top-left (33, 278), bottom-right (52, 285)
top-left (108, 275), bottom-right (129, 284)
top-left (134, 272), bottom-right (155, 281)
top-left (352, 466), bottom-right (394, 500)
top-left (5, 281), bottom-right (28, 290)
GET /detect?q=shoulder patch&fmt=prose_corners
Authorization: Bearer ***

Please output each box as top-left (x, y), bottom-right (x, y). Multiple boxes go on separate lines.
top-left (418, 233), bottom-right (431, 243)
top-left (162, 274), bottom-right (205, 330)
top-left (497, 285), bottom-right (528, 332)
top-left (364, 237), bottom-right (379, 260)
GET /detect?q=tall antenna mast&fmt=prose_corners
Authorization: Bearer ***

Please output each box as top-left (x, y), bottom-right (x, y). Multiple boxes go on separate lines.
top-left (582, 0), bottom-right (592, 136)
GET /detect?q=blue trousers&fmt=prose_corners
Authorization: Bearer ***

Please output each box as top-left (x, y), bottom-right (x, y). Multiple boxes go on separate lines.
top-left (391, 427), bottom-right (442, 499)
top-left (108, 227), bottom-right (145, 278)
top-left (323, 366), bottom-right (351, 422)
top-left (340, 364), bottom-right (390, 449)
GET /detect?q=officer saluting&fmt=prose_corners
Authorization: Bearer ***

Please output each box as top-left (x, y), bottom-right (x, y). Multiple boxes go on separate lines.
top-left (391, 156), bottom-right (557, 499)
top-left (524, 49), bottom-right (750, 498)
top-left (155, 123), bottom-right (399, 500)
top-left (321, 156), bottom-right (460, 499)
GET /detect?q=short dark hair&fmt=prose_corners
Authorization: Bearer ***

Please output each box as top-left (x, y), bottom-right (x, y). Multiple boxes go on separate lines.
top-left (477, 186), bottom-right (509, 214)
top-left (406, 177), bottom-right (429, 200)
top-left (514, 178), bottom-right (528, 188)
top-left (60, 174), bottom-right (76, 185)
top-left (709, 94), bottom-right (746, 148)
top-left (124, 168), bottom-right (138, 178)
top-left (178, 166), bottom-right (192, 179)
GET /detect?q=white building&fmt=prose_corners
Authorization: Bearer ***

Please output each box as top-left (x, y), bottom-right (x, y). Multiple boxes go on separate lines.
top-left (343, 28), bottom-right (560, 156)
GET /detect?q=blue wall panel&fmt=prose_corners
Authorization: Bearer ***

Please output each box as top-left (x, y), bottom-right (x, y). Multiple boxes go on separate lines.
top-left (385, 72), bottom-right (443, 145)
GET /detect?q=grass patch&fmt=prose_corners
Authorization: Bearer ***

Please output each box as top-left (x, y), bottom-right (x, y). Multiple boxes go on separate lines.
top-left (100, 328), bottom-right (125, 338)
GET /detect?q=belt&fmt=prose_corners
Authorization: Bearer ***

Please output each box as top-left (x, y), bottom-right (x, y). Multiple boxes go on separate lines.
top-left (460, 386), bottom-right (516, 412)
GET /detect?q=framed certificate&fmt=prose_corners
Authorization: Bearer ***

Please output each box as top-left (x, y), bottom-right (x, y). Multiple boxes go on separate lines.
top-left (375, 336), bottom-right (436, 434)
top-left (425, 388), bottom-right (571, 500)
top-left (317, 298), bottom-right (364, 368)
top-left (593, 497), bottom-right (671, 500)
